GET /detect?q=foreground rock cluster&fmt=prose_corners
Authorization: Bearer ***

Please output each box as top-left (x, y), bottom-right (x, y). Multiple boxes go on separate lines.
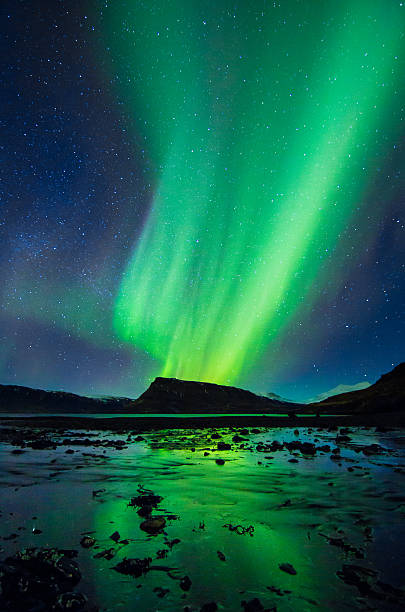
top-left (0, 547), bottom-right (91, 611)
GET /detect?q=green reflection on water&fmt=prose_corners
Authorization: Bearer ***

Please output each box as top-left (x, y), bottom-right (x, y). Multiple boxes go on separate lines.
top-left (1, 426), bottom-right (403, 611)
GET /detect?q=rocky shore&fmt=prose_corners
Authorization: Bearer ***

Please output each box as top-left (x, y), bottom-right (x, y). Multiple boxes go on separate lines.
top-left (1, 409), bottom-right (405, 434)
top-left (1, 420), bottom-right (405, 610)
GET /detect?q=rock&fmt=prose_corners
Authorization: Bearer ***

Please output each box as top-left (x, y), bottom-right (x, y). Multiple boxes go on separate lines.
top-left (180, 575), bottom-right (192, 591)
top-left (362, 444), bottom-right (385, 455)
top-left (154, 586), bottom-right (170, 598)
top-left (217, 442), bottom-right (231, 450)
top-left (137, 504), bottom-right (153, 517)
top-left (0, 547), bottom-right (83, 611)
top-left (336, 564), bottom-right (382, 599)
top-left (80, 536), bottom-right (96, 548)
top-left (337, 563), bottom-right (376, 588)
top-left (270, 441), bottom-right (284, 452)
top-left (279, 562), bottom-right (297, 575)
top-left (156, 549), bottom-right (168, 559)
top-left (110, 531), bottom-right (120, 542)
top-left (54, 591), bottom-right (87, 610)
top-left (140, 517), bottom-right (166, 534)
top-left (285, 441), bottom-right (316, 455)
top-left (201, 603), bottom-right (218, 612)
top-left (29, 439), bottom-right (57, 450)
top-left (223, 523), bottom-right (254, 536)
top-left (267, 585), bottom-right (290, 596)
top-left (215, 458), bottom-right (225, 465)
top-left (241, 597), bottom-right (274, 611)
top-left (336, 435), bottom-right (351, 443)
top-left (217, 551), bottom-right (226, 561)
top-left (93, 547), bottom-right (116, 560)
top-left (92, 489), bottom-right (105, 497)
top-left (232, 435), bottom-right (246, 443)
top-left (129, 494), bottom-right (163, 508)
top-left (113, 557), bottom-right (152, 577)
top-left (319, 534), bottom-right (363, 558)
top-left (335, 562), bottom-right (403, 602)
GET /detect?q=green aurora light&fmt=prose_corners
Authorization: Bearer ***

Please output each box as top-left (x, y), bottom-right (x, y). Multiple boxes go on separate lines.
top-left (107, 1), bottom-right (404, 386)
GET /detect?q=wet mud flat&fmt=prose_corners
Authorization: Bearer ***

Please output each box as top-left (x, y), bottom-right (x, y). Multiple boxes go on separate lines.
top-left (1, 422), bottom-right (405, 611)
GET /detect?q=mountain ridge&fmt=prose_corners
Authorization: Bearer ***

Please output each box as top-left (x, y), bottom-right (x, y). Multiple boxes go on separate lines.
top-left (306, 381), bottom-right (371, 404)
top-left (134, 376), bottom-right (302, 414)
top-left (0, 362), bottom-right (403, 415)
top-left (309, 362), bottom-right (404, 414)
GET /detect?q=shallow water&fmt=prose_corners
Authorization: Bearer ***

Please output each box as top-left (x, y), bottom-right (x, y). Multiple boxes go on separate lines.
top-left (1, 425), bottom-right (405, 611)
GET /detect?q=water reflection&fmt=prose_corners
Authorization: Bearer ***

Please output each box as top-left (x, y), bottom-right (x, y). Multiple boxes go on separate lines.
top-left (0, 426), bottom-right (405, 610)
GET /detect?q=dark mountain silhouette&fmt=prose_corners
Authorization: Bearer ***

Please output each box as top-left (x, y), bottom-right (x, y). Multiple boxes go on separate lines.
top-left (134, 377), bottom-right (300, 413)
top-left (309, 362), bottom-right (405, 414)
top-left (0, 384), bottom-right (136, 413)
top-left (0, 362), bottom-right (403, 416)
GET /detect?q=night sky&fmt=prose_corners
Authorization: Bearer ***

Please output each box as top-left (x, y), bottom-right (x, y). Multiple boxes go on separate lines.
top-left (1, 0), bottom-right (404, 402)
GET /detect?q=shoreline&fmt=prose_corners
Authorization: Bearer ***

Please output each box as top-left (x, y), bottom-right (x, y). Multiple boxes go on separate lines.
top-left (1, 411), bottom-right (404, 430)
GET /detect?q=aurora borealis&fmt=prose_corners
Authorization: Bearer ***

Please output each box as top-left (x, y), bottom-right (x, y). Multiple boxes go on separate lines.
top-left (1, 0), bottom-right (404, 401)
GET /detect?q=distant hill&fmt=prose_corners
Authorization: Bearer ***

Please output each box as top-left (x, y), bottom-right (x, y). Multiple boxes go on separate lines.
top-left (306, 381), bottom-right (371, 404)
top-left (0, 384), bottom-right (136, 414)
top-left (309, 363), bottom-right (405, 414)
top-left (134, 377), bottom-right (301, 414)
top-left (266, 391), bottom-right (296, 403)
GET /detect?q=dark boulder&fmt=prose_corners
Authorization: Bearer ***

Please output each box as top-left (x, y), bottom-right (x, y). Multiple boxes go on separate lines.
top-left (140, 517), bottom-right (166, 534)
top-left (113, 557), bottom-right (151, 577)
top-left (0, 547), bottom-right (88, 611)
top-left (217, 441), bottom-right (231, 450)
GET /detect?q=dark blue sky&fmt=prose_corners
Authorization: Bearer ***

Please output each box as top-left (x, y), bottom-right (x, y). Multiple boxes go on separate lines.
top-left (1, 0), bottom-right (404, 401)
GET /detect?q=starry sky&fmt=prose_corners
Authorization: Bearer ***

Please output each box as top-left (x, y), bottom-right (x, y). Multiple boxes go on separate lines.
top-left (1, 0), bottom-right (404, 402)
